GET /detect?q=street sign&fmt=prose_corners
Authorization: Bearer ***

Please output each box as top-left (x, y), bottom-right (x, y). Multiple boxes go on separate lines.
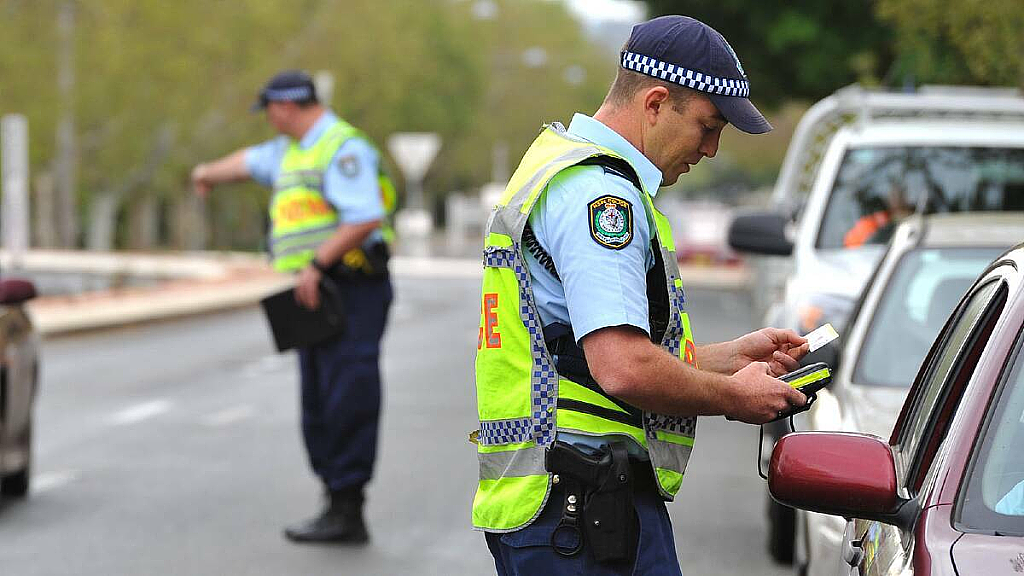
top-left (387, 132), bottom-right (441, 182)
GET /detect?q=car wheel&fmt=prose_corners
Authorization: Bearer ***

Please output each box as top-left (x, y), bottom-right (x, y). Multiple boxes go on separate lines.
top-left (0, 467), bottom-right (29, 498)
top-left (767, 496), bottom-right (796, 564)
top-left (1, 424), bottom-right (31, 498)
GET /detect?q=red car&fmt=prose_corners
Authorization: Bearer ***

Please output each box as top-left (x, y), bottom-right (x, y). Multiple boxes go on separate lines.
top-left (769, 241), bottom-right (1024, 575)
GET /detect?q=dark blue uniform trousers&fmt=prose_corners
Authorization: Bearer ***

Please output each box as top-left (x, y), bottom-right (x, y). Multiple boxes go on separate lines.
top-left (485, 484), bottom-right (683, 576)
top-left (297, 275), bottom-right (392, 493)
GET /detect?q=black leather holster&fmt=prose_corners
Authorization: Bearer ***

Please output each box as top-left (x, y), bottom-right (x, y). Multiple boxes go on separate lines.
top-left (545, 440), bottom-right (639, 563)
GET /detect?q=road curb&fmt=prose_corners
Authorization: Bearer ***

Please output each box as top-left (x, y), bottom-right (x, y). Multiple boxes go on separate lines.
top-left (16, 251), bottom-right (750, 336)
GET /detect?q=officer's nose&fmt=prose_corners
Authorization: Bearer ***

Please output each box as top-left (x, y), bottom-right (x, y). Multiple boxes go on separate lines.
top-left (701, 133), bottom-right (720, 159)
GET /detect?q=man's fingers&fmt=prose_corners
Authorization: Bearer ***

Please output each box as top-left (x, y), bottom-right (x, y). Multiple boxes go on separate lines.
top-left (771, 351), bottom-right (801, 374)
top-left (771, 328), bottom-right (807, 347)
top-left (786, 387), bottom-right (808, 407)
top-left (788, 342), bottom-right (810, 360)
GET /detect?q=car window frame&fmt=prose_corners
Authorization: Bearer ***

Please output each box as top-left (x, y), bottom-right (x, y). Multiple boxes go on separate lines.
top-left (891, 278), bottom-right (1006, 492)
top-left (850, 247), bottom-right (1002, 388)
top-left (954, 316), bottom-right (1024, 535)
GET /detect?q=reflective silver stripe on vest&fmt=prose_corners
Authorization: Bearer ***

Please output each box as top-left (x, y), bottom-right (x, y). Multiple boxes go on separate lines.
top-left (268, 225), bottom-right (337, 260)
top-left (478, 445), bottom-right (547, 480)
top-left (273, 169), bottom-right (325, 193)
top-left (646, 438), bottom-right (693, 478)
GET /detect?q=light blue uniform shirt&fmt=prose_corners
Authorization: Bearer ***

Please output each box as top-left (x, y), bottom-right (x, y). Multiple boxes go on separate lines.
top-left (527, 113), bottom-right (665, 456)
top-left (245, 111), bottom-right (385, 243)
top-left (526, 113), bottom-right (663, 342)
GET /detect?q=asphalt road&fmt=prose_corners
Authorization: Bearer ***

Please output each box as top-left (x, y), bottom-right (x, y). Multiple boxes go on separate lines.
top-left (0, 275), bottom-right (791, 576)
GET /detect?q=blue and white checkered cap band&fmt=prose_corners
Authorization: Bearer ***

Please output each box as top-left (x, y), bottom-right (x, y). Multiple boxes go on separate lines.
top-left (621, 51), bottom-right (750, 98)
top-left (263, 86), bottom-right (314, 102)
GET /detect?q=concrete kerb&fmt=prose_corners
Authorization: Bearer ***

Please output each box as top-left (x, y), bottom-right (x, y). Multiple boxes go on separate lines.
top-left (3, 250), bottom-right (750, 336)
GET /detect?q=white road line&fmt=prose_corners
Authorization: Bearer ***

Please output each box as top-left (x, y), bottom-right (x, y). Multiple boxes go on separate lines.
top-left (203, 404), bottom-right (256, 427)
top-left (108, 399), bottom-right (172, 426)
top-left (242, 354), bottom-right (290, 378)
top-left (32, 470), bottom-right (80, 494)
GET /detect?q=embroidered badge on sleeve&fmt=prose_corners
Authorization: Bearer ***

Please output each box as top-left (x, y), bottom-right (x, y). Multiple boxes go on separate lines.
top-left (588, 195), bottom-right (633, 249)
top-left (337, 154), bottom-right (360, 177)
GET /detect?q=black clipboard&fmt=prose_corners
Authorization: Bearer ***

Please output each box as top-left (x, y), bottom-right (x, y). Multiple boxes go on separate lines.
top-left (260, 277), bottom-right (346, 352)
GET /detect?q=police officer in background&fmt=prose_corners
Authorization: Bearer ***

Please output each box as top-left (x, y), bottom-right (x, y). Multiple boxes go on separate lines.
top-left (472, 16), bottom-right (810, 574)
top-left (192, 70), bottom-right (393, 544)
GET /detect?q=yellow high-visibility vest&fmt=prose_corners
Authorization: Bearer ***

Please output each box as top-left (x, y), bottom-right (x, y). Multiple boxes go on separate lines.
top-left (268, 118), bottom-right (396, 272)
top-left (473, 123), bottom-right (699, 532)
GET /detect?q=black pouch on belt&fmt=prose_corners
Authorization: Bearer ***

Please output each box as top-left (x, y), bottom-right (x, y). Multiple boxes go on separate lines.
top-left (545, 440), bottom-right (638, 564)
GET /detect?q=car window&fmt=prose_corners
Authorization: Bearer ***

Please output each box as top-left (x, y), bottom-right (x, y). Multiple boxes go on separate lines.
top-left (959, 325), bottom-right (1024, 535)
top-left (854, 248), bottom-right (1003, 387)
top-left (817, 146), bottom-right (1024, 250)
top-left (895, 280), bottom-right (1004, 489)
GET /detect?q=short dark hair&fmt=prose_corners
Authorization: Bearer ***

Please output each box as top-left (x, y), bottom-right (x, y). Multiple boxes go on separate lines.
top-left (604, 67), bottom-right (696, 113)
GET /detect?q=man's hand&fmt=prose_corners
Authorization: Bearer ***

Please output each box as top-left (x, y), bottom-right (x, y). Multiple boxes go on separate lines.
top-left (725, 361), bottom-right (807, 424)
top-left (191, 163), bottom-right (211, 197)
top-left (295, 265), bottom-right (322, 310)
top-left (729, 328), bottom-right (809, 377)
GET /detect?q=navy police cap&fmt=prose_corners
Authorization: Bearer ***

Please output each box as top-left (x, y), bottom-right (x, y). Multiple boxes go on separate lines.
top-left (252, 70), bottom-right (318, 111)
top-left (622, 15), bottom-right (771, 134)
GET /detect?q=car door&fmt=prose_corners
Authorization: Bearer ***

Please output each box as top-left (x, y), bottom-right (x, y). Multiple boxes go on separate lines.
top-left (0, 304), bottom-right (35, 454)
top-left (844, 275), bottom-right (1009, 576)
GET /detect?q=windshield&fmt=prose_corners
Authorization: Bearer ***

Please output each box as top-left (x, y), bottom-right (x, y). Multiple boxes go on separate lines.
top-left (959, 329), bottom-right (1024, 535)
top-left (853, 248), bottom-right (1003, 387)
top-left (817, 146), bottom-right (1024, 250)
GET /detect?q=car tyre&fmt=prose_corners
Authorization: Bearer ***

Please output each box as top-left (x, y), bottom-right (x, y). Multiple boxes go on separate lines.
top-left (0, 467), bottom-right (29, 498)
top-left (767, 496), bottom-right (796, 564)
top-left (1, 425), bottom-right (31, 498)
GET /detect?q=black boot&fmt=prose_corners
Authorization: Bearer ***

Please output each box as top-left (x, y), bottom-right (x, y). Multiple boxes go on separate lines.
top-left (283, 489), bottom-right (369, 544)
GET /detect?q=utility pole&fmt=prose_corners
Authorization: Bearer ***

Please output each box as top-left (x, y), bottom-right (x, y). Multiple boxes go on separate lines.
top-left (54, 0), bottom-right (78, 248)
top-left (2, 115), bottom-right (31, 267)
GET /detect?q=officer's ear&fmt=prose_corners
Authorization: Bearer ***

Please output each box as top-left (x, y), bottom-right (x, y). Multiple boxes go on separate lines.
top-left (641, 86), bottom-right (671, 126)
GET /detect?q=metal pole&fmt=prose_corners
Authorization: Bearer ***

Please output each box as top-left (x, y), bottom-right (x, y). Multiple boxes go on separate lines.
top-left (2, 114), bottom-right (31, 266)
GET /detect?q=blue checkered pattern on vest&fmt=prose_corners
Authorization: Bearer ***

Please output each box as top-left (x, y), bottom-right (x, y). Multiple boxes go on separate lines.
top-left (621, 51), bottom-right (750, 98)
top-left (479, 417), bottom-right (533, 445)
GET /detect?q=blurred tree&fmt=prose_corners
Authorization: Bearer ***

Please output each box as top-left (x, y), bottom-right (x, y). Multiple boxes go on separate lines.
top-left (0, 0), bottom-right (610, 251)
top-left (876, 0), bottom-right (1024, 87)
top-left (643, 1), bottom-right (1023, 99)
top-left (640, 1), bottom-right (894, 105)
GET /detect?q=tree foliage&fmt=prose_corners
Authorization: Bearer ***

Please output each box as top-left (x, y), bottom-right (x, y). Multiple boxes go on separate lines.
top-left (0, 0), bottom-right (613, 250)
top-left (642, 0), bottom-right (1022, 104)
top-left (641, 0), bottom-right (894, 105)
top-left (876, 0), bottom-right (1024, 87)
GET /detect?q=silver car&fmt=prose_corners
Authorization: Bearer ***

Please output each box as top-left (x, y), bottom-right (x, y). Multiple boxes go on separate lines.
top-left (795, 213), bottom-right (1024, 576)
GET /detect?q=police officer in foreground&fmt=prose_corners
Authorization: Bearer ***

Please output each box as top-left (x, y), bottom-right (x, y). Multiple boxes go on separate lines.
top-left (192, 70), bottom-right (394, 544)
top-left (472, 16), bottom-right (810, 574)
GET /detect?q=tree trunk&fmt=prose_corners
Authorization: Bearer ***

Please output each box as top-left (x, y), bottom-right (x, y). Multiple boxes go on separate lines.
top-left (33, 171), bottom-right (57, 248)
top-left (85, 190), bottom-right (118, 251)
top-left (54, 0), bottom-right (78, 248)
top-left (128, 194), bottom-right (159, 249)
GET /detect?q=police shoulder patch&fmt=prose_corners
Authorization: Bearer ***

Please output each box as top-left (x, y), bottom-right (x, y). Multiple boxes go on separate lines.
top-left (588, 195), bottom-right (633, 250)
top-left (337, 154), bottom-right (360, 177)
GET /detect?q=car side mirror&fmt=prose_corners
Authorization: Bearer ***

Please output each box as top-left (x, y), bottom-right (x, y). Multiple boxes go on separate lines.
top-left (769, 432), bottom-right (910, 527)
top-left (727, 211), bottom-right (793, 256)
top-left (0, 279), bottom-right (37, 305)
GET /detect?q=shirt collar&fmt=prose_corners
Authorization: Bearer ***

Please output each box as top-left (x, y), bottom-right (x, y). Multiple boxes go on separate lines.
top-left (566, 113), bottom-right (663, 197)
top-left (297, 110), bottom-right (338, 149)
